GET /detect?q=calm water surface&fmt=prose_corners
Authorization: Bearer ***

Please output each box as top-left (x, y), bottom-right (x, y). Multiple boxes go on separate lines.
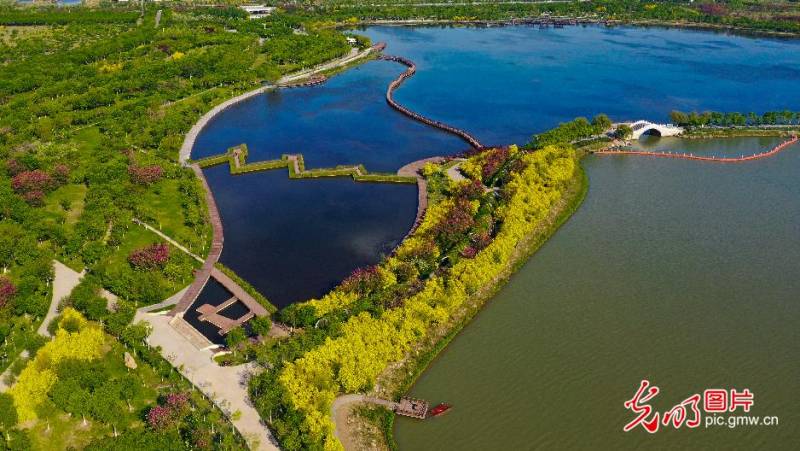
top-left (192, 25), bottom-right (800, 447)
top-left (395, 137), bottom-right (800, 450)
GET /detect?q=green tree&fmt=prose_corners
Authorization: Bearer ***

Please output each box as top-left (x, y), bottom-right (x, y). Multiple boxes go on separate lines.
top-left (614, 124), bottom-right (633, 140)
top-left (0, 393), bottom-right (17, 432)
top-left (225, 326), bottom-right (247, 353)
top-left (249, 316), bottom-right (272, 337)
top-left (591, 113), bottom-right (612, 132)
top-left (669, 110), bottom-right (689, 126)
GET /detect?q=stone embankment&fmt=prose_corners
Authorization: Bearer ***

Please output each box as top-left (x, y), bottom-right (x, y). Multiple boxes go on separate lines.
top-left (379, 54), bottom-right (484, 150)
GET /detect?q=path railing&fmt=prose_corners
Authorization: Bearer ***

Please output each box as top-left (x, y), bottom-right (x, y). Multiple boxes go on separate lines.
top-left (594, 135), bottom-right (798, 163)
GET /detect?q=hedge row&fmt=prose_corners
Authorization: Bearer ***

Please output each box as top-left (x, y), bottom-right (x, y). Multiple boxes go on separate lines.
top-left (190, 144), bottom-right (417, 184)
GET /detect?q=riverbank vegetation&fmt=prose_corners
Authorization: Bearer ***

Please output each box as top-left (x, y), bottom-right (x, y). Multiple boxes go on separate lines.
top-left (240, 143), bottom-right (582, 450)
top-left (526, 114), bottom-right (612, 149)
top-left (303, 0), bottom-right (800, 35)
top-left (669, 109), bottom-right (800, 127)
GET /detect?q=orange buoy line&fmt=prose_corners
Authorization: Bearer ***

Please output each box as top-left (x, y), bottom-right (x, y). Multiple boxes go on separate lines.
top-left (595, 135), bottom-right (798, 163)
top-left (379, 54), bottom-right (484, 150)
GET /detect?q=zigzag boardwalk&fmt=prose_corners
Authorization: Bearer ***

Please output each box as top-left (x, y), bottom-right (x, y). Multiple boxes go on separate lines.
top-left (595, 135), bottom-right (798, 162)
top-left (379, 54), bottom-right (484, 150)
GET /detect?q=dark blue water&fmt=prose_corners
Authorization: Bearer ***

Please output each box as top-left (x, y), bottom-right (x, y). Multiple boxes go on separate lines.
top-left (203, 166), bottom-right (416, 309)
top-left (185, 278), bottom-right (233, 344)
top-left (192, 61), bottom-right (467, 171)
top-left (192, 24), bottom-right (800, 314)
top-left (364, 25), bottom-right (800, 145)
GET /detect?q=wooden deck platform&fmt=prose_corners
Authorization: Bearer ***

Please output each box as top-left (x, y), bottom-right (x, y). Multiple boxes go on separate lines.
top-left (395, 397), bottom-right (429, 419)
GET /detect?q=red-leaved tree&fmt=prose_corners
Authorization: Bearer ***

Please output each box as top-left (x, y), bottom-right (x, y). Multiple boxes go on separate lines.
top-left (340, 266), bottom-right (384, 295)
top-left (128, 243), bottom-right (170, 270)
top-left (53, 164), bottom-right (70, 185)
top-left (698, 3), bottom-right (727, 17)
top-left (146, 392), bottom-right (190, 431)
top-left (146, 405), bottom-right (175, 431)
top-left (433, 198), bottom-right (476, 249)
top-left (11, 170), bottom-right (54, 194)
top-left (481, 147), bottom-right (510, 181)
top-left (128, 165), bottom-right (164, 185)
top-left (0, 276), bottom-right (17, 308)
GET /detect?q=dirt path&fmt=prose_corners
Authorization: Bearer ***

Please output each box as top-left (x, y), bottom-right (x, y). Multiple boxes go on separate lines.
top-left (446, 159), bottom-right (468, 183)
top-left (332, 394), bottom-right (397, 451)
top-left (38, 261), bottom-right (85, 337)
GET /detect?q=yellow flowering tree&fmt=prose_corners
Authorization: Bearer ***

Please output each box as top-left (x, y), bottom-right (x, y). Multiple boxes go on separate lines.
top-left (8, 308), bottom-right (106, 422)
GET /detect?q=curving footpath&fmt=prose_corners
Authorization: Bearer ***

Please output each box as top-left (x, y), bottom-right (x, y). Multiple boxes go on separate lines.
top-left (595, 134), bottom-right (798, 162)
top-left (178, 45), bottom-right (380, 166)
top-left (169, 164), bottom-right (224, 319)
top-left (379, 54), bottom-right (484, 150)
top-left (331, 394), bottom-right (398, 450)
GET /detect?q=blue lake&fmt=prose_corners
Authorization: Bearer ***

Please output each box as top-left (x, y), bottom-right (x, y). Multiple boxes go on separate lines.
top-left (191, 26), bottom-right (800, 420)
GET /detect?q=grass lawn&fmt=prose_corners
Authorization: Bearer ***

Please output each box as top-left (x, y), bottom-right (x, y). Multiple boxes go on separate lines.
top-left (71, 126), bottom-right (104, 154)
top-left (97, 225), bottom-right (200, 303)
top-left (42, 183), bottom-right (88, 227)
top-left (136, 178), bottom-right (209, 255)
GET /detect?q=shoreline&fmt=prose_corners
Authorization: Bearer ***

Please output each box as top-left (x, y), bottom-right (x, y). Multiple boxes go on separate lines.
top-left (171, 45), bottom-right (381, 321)
top-left (178, 45), bottom-right (378, 166)
top-left (344, 163), bottom-right (590, 450)
top-left (344, 17), bottom-right (800, 39)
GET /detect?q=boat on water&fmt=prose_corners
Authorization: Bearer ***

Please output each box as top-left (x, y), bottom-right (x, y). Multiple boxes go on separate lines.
top-left (428, 403), bottom-right (452, 417)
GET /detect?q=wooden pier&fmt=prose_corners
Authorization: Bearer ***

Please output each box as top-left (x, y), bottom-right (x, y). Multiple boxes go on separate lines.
top-left (395, 397), bottom-right (429, 419)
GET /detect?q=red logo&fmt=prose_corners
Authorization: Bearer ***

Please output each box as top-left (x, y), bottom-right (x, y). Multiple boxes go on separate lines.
top-left (624, 380), bottom-right (755, 433)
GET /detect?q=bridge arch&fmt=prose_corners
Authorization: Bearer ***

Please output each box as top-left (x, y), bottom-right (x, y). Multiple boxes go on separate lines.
top-left (627, 120), bottom-right (684, 140)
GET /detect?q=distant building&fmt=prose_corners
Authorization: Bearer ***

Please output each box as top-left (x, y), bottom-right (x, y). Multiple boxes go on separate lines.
top-left (240, 5), bottom-right (276, 20)
top-left (346, 37), bottom-right (357, 46)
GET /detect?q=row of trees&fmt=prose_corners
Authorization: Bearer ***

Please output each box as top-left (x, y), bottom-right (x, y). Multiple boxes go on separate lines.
top-left (527, 114), bottom-right (612, 148)
top-left (298, 0), bottom-right (800, 34)
top-left (669, 110), bottom-right (800, 127)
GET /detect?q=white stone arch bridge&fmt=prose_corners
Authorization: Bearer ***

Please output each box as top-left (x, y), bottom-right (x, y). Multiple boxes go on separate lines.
top-left (625, 120), bottom-right (684, 139)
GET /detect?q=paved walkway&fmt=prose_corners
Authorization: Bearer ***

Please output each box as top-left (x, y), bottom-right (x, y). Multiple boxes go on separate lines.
top-left (169, 164), bottom-right (224, 318)
top-left (446, 159), bottom-right (468, 183)
top-left (0, 350), bottom-right (29, 393)
top-left (38, 261), bottom-right (85, 337)
top-left (179, 45), bottom-right (377, 165)
top-left (397, 156), bottom-right (446, 233)
top-left (134, 309), bottom-right (279, 450)
top-left (276, 47), bottom-right (370, 86)
top-left (133, 218), bottom-right (204, 263)
top-left (138, 287), bottom-right (187, 314)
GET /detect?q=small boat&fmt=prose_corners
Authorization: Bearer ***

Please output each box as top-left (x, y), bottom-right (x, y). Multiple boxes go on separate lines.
top-left (428, 403), bottom-right (452, 417)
